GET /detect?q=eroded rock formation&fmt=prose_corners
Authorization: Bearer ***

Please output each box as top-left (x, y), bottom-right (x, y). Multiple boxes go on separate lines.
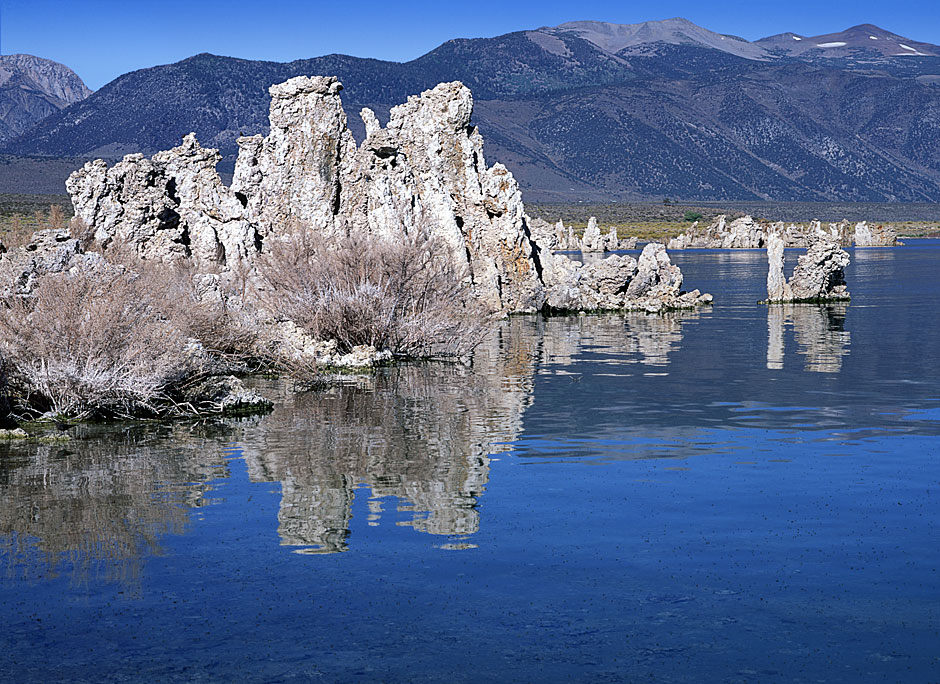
top-left (529, 216), bottom-right (637, 253)
top-left (539, 242), bottom-right (710, 313)
top-left (765, 233), bottom-right (850, 303)
top-left (0, 229), bottom-right (110, 297)
top-left (853, 221), bottom-right (897, 247)
top-left (669, 215), bottom-right (897, 250)
top-left (66, 77), bottom-right (706, 315)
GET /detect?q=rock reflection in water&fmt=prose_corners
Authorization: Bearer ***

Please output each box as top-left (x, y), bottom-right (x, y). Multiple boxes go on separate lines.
top-left (538, 310), bottom-right (703, 369)
top-left (767, 303), bottom-right (850, 373)
top-left (0, 426), bottom-right (231, 586)
top-left (0, 311), bottom-right (704, 568)
top-left (237, 318), bottom-right (537, 554)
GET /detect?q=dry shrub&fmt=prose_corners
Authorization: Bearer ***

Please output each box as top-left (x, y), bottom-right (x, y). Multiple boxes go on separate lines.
top-left (259, 230), bottom-right (488, 358)
top-left (47, 205), bottom-right (68, 231)
top-left (69, 216), bottom-right (97, 251)
top-left (91, 245), bottom-right (259, 367)
top-left (0, 270), bottom-right (195, 418)
top-left (0, 353), bottom-right (10, 422)
top-left (1, 215), bottom-right (33, 249)
top-left (144, 261), bottom-right (259, 365)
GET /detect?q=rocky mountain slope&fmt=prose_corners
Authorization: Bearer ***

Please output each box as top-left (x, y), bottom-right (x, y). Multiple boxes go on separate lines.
top-left (5, 20), bottom-right (940, 201)
top-left (0, 54), bottom-right (92, 144)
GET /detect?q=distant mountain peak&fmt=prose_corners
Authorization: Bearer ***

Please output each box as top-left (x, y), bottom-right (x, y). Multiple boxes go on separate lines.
top-left (5, 19), bottom-right (940, 203)
top-left (756, 24), bottom-right (940, 57)
top-left (544, 17), bottom-right (771, 60)
top-left (0, 54), bottom-right (92, 103)
top-left (0, 54), bottom-right (92, 144)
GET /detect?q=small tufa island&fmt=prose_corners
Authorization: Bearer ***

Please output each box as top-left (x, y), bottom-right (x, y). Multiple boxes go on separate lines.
top-left (0, 76), bottom-right (711, 424)
top-left (764, 232), bottom-right (851, 303)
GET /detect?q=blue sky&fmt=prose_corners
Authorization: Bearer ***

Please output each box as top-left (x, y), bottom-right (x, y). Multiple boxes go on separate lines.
top-left (3, 0), bottom-right (939, 89)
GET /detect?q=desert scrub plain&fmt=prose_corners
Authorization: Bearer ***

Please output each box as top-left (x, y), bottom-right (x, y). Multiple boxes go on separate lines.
top-left (0, 194), bottom-right (73, 247)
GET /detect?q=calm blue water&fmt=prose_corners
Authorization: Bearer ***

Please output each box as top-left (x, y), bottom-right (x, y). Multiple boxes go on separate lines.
top-left (2, 242), bottom-right (939, 683)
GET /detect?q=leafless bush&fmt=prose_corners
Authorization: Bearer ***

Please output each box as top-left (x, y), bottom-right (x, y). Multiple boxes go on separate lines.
top-left (47, 204), bottom-right (67, 231)
top-left (147, 261), bottom-right (259, 365)
top-left (258, 230), bottom-right (488, 359)
top-left (1, 215), bottom-right (32, 249)
top-left (89, 246), bottom-right (260, 367)
top-left (0, 270), bottom-right (196, 418)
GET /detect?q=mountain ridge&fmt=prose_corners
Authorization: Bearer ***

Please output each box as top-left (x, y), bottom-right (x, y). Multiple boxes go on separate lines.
top-left (5, 18), bottom-right (940, 202)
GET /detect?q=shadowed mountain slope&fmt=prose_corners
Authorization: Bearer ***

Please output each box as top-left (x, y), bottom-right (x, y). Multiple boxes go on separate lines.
top-left (6, 19), bottom-right (940, 201)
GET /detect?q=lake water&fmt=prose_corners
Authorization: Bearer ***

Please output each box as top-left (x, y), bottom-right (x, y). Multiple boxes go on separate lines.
top-left (2, 242), bottom-right (939, 683)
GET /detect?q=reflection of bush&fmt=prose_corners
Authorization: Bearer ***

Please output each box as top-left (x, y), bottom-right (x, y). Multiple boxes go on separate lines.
top-left (0, 425), bottom-right (231, 587)
top-left (1, 310), bottom-right (707, 570)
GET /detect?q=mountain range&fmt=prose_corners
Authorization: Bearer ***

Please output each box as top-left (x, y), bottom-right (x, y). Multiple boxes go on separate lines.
top-left (4, 18), bottom-right (940, 201)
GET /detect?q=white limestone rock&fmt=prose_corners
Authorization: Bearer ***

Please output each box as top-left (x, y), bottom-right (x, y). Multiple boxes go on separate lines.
top-left (765, 234), bottom-right (850, 302)
top-left (67, 155), bottom-right (184, 260)
top-left (66, 75), bottom-right (708, 317)
top-left (617, 235), bottom-right (638, 250)
top-left (0, 229), bottom-right (111, 297)
top-left (258, 320), bottom-right (394, 370)
top-left (853, 221), bottom-right (897, 247)
top-left (544, 243), bottom-right (710, 312)
top-left (580, 216), bottom-right (605, 252)
top-left (765, 231), bottom-right (792, 302)
top-left (233, 76), bottom-right (356, 239)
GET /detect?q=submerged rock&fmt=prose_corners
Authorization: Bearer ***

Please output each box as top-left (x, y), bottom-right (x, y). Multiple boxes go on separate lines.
top-left (765, 234), bottom-right (850, 303)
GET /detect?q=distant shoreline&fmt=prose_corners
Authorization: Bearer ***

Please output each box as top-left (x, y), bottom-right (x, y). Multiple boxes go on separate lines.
top-left (527, 201), bottom-right (940, 241)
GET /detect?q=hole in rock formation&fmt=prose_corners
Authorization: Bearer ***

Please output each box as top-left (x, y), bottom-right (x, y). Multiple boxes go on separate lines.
top-left (166, 179), bottom-right (180, 206)
top-left (157, 208), bottom-right (181, 232)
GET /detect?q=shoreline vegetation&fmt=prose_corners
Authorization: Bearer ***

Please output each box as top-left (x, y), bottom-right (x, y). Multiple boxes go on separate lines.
top-left (0, 76), bottom-right (713, 430)
top-left (0, 223), bottom-right (486, 427)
